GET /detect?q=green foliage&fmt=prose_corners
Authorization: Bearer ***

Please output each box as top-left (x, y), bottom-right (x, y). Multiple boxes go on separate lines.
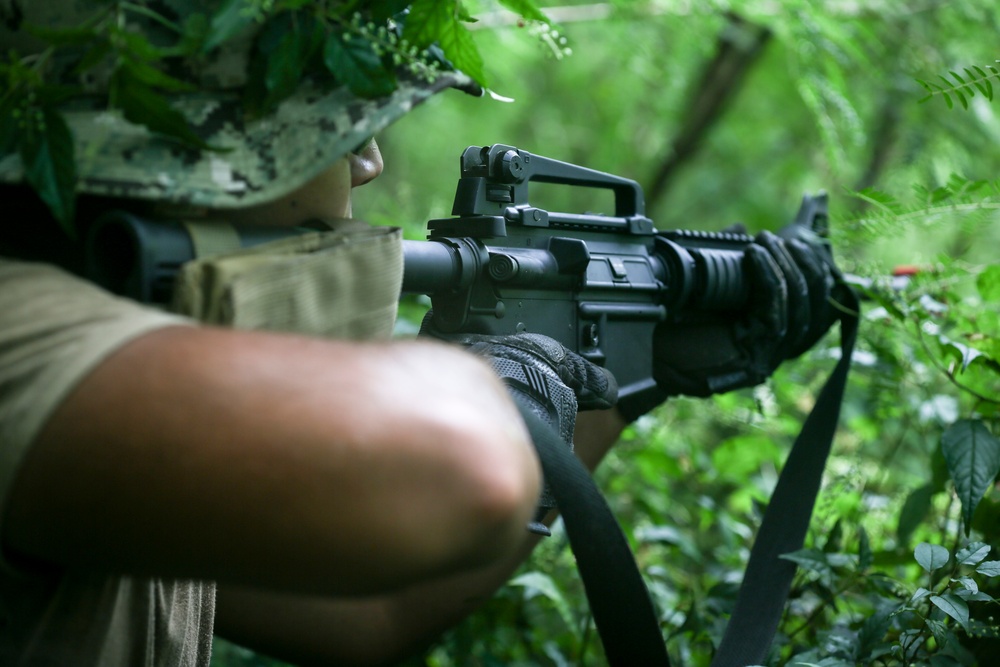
top-left (918, 64), bottom-right (1000, 110)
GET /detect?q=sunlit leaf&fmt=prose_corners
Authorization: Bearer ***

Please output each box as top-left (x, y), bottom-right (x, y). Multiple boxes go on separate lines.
top-left (977, 265), bottom-right (1000, 303)
top-left (498, 0), bottom-right (551, 23)
top-left (405, 0), bottom-right (488, 86)
top-left (853, 187), bottom-right (903, 214)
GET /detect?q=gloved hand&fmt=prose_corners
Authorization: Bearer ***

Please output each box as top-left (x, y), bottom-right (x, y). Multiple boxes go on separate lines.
top-left (652, 227), bottom-right (843, 399)
top-left (424, 330), bottom-right (617, 447)
top-left (421, 327), bottom-right (618, 534)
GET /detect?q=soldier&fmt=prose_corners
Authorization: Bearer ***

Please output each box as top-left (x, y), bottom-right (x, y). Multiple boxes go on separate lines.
top-left (0, 2), bottom-right (838, 665)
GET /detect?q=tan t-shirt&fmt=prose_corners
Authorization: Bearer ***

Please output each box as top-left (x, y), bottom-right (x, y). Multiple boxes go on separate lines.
top-left (0, 258), bottom-right (213, 667)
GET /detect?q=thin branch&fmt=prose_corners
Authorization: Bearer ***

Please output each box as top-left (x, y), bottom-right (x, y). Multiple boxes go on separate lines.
top-left (644, 13), bottom-right (771, 208)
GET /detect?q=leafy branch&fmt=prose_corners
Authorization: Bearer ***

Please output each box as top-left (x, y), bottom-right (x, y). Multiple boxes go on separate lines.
top-left (845, 175), bottom-right (1000, 241)
top-left (917, 62), bottom-right (1000, 110)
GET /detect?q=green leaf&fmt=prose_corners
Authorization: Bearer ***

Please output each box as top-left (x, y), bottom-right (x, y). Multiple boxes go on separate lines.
top-left (116, 27), bottom-right (165, 63)
top-left (112, 72), bottom-right (211, 150)
top-left (244, 11), bottom-right (323, 113)
top-left (509, 571), bottom-right (575, 631)
top-left (854, 187), bottom-right (903, 215)
top-left (20, 105), bottom-right (77, 235)
top-left (915, 542), bottom-right (949, 572)
top-left (859, 526), bottom-right (873, 571)
top-left (941, 419), bottom-right (1000, 532)
top-left (976, 560), bottom-right (1000, 577)
top-left (956, 541), bottom-right (990, 566)
top-left (950, 85), bottom-right (968, 109)
top-left (267, 17), bottom-right (321, 96)
top-left (930, 593), bottom-right (971, 633)
top-left (924, 618), bottom-right (960, 653)
top-left (858, 604), bottom-right (896, 657)
top-left (780, 548), bottom-right (836, 583)
top-left (498, 0), bottom-right (551, 23)
top-left (72, 38), bottom-right (114, 77)
top-left (120, 57), bottom-right (195, 93)
top-left (204, 0), bottom-right (256, 52)
top-left (951, 576), bottom-right (978, 594)
top-left (977, 265), bottom-right (1000, 302)
top-left (405, 0), bottom-right (488, 86)
top-left (323, 32), bottom-right (397, 98)
top-left (897, 483), bottom-right (934, 545)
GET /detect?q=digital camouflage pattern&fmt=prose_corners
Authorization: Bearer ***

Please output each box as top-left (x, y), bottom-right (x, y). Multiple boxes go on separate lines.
top-left (0, 72), bottom-right (476, 208)
top-left (0, 0), bottom-right (480, 209)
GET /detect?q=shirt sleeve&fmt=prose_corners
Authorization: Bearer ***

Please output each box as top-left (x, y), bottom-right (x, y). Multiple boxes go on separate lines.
top-left (0, 258), bottom-right (194, 570)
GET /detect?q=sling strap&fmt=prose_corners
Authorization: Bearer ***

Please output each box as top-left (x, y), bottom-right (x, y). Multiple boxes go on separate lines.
top-left (711, 288), bottom-right (860, 666)
top-left (520, 288), bottom-right (859, 667)
top-left (519, 403), bottom-right (673, 666)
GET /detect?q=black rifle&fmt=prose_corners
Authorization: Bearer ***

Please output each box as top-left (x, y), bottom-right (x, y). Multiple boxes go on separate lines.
top-left (86, 143), bottom-right (830, 418)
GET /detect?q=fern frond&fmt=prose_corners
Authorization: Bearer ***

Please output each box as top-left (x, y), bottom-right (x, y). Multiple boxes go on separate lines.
top-left (918, 61), bottom-right (1000, 108)
top-left (843, 179), bottom-right (1000, 241)
top-left (855, 187), bottom-right (904, 215)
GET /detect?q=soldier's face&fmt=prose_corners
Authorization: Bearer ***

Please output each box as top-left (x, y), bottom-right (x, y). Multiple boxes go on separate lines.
top-left (220, 139), bottom-right (383, 227)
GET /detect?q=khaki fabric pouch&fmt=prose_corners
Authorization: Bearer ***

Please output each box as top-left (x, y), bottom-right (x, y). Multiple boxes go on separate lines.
top-left (170, 221), bottom-right (402, 340)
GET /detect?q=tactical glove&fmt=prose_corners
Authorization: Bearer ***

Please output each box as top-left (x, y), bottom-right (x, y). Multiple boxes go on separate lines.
top-left (422, 327), bottom-right (618, 533)
top-left (651, 227), bottom-right (842, 399)
top-left (427, 331), bottom-right (617, 446)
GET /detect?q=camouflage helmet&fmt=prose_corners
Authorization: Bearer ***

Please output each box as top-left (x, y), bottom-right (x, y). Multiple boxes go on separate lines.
top-left (0, 0), bottom-right (481, 213)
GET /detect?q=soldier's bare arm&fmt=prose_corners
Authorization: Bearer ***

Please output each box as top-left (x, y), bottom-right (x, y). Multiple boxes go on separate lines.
top-left (3, 326), bottom-right (542, 596)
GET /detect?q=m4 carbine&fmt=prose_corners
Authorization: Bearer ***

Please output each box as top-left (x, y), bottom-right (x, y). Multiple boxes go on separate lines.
top-left (86, 143), bottom-right (830, 417)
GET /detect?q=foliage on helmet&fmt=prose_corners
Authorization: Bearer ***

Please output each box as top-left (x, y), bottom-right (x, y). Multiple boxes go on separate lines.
top-left (0, 0), bottom-right (553, 235)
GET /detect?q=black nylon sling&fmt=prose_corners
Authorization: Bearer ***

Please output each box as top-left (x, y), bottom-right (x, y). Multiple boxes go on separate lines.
top-left (711, 288), bottom-right (860, 667)
top-left (519, 288), bottom-right (859, 667)
top-left (518, 402), bottom-right (673, 666)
